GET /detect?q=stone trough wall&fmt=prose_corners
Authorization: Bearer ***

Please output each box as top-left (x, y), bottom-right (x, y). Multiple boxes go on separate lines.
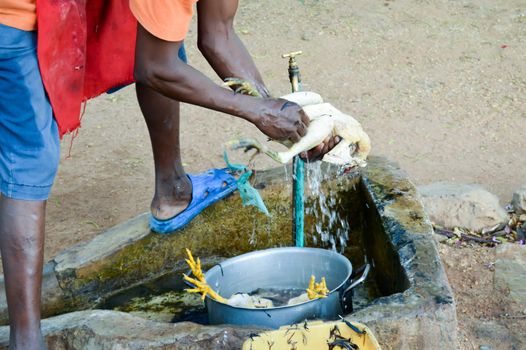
top-left (0, 157), bottom-right (458, 349)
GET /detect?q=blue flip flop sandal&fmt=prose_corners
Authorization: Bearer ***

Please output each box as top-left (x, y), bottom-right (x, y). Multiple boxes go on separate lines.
top-left (150, 168), bottom-right (237, 234)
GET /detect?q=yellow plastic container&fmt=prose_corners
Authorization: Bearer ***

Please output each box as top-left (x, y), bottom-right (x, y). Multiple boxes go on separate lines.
top-left (242, 320), bottom-right (381, 350)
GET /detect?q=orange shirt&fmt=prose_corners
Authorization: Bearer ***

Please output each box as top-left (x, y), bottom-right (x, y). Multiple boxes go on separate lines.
top-left (0, 0), bottom-right (36, 31)
top-left (130, 0), bottom-right (197, 42)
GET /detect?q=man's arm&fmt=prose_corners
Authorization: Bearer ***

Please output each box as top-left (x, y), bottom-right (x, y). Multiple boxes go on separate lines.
top-left (134, 25), bottom-right (308, 143)
top-left (196, 0), bottom-right (270, 97)
top-left (196, 0), bottom-right (340, 161)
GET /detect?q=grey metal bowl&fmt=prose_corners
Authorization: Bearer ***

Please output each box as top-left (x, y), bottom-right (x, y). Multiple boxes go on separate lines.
top-left (199, 247), bottom-right (369, 329)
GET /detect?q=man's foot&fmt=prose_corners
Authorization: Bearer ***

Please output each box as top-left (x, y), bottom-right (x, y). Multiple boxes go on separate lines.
top-left (10, 331), bottom-right (46, 350)
top-left (150, 175), bottom-right (192, 220)
top-left (149, 169), bottom-right (238, 234)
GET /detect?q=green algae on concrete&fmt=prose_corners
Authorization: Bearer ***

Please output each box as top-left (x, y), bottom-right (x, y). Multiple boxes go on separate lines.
top-left (114, 291), bottom-right (205, 323)
top-left (53, 187), bottom-right (293, 309)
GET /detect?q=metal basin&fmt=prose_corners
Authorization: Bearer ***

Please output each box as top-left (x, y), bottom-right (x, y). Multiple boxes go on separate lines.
top-left (202, 247), bottom-right (369, 329)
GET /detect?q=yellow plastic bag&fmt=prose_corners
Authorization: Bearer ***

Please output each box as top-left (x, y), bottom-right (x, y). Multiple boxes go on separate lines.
top-left (242, 319), bottom-right (381, 350)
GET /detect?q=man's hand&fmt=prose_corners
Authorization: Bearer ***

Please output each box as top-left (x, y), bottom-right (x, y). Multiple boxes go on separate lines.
top-left (300, 136), bottom-right (342, 162)
top-left (253, 99), bottom-right (310, 143)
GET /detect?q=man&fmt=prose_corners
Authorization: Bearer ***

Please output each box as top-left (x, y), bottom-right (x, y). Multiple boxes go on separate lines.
top-left (131, 0), bottom-right (338, 233)
top-left (0, 1), bottom-right (334, 349)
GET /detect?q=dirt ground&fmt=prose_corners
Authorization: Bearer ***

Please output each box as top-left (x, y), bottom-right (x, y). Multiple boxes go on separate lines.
top-left (438, 242), bottom-right (526, 350)
top-left (4, 0), bottom-right (526, 348)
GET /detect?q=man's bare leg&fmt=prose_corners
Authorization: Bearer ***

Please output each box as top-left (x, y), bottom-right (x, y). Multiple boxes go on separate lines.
top-left (136, 83), bottom-right (192, 220)
top-left (0, 197), bottom-right (46, 350)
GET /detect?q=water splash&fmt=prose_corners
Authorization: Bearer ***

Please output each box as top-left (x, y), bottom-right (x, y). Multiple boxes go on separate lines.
top-left (305, 162), bottom-right (350, 253)
top-left (283, 164), bottom-right (290, 182)
top-left (249, 217), bottom-right (257, 246)
top-left (245, 162), bottom-right (351, 251)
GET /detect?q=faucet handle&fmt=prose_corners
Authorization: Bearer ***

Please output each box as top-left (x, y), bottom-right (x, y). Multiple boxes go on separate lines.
top-left (281, 51), bottom-right (303, 59)
top-left (282, 51), bottom-right (303, 69)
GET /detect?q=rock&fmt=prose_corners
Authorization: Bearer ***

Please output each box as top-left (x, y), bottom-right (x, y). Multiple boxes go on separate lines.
top-left (495, 243), bottom-right (526, 308)
top-left (473, 320), bottom-right (510, 342)
top-left (512, 185), bottom-right (526, 214)
top-left (0, 310), bottom-right (260, 350)
top-left (472, 320), bottom-right (523, 349)
top-left (418, 182), bottom-right (508, 232)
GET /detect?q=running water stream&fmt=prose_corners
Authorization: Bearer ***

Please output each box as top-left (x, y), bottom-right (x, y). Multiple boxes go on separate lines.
top-left (305, 162), bottom-right (350, 253)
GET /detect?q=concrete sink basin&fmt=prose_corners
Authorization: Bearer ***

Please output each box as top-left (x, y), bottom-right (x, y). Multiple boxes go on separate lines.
top-left (0, 157), bottom-right (457, 349)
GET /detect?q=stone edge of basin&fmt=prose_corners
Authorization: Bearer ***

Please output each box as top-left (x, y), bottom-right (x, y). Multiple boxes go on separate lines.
top-left (353, 156), bottom-right (458, 348)
top-left (0, 309), bottom-right (260, 350)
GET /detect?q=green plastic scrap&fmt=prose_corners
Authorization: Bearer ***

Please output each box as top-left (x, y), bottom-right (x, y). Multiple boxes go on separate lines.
top-left (223, 151), bottom-right (270, 216)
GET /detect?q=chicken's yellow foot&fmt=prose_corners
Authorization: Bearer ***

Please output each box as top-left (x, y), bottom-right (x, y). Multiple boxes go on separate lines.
top-left (223, 78), bottom-right (262, 97)
top-left (307, 275), bottom-right (329, 300)
top-left (185, 248), bottom-right (205, 282)
top-left (183, 274), bottom-right (227, 302)
top-left (226, 138), bottom-right (282, 163)
top-left (183, 249), bottom-right (227, 303)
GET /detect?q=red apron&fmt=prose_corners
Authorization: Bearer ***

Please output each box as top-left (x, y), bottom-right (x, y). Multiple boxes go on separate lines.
top-left (36, 0), bottom-right (137, 137)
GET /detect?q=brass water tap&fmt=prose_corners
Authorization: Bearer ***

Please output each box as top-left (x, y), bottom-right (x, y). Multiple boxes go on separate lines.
top-left (282, 51), bottom-right (303, 93)
top-left (282, 51), bottom-right (303, 68)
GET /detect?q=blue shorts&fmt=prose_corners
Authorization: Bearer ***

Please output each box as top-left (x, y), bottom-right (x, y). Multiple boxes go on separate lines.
top-left (178, 44), bottom-right (187, 63)
top-left (0, 23), bottom-right (60, 201)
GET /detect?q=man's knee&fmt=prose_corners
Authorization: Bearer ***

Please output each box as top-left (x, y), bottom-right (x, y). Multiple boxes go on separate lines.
top-left (133, 63), bottom-right (155, 87)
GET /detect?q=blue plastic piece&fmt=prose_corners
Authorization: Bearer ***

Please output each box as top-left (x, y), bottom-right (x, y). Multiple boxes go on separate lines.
top-left (223, 151), bottom-right (270, 216)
